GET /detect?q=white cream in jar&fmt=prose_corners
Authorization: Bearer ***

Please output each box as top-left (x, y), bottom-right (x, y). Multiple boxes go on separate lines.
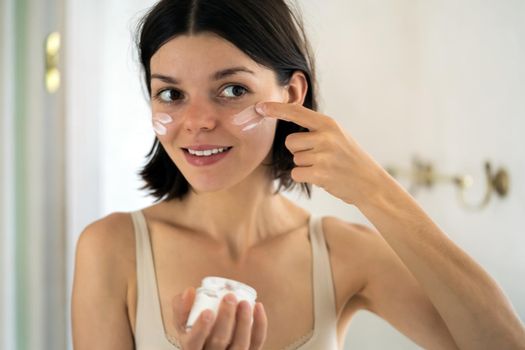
top-left (186, 276), bottom-right (257, 330)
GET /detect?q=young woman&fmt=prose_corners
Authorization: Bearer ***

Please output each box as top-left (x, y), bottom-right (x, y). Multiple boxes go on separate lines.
top-left (71, 0), bottom-right (525, 349)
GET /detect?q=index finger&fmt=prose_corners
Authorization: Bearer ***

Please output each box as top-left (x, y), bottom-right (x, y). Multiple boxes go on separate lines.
top-left (255, 102), bottom-right (324, 131)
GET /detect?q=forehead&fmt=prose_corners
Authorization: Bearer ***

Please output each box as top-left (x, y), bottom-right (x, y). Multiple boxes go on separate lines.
top-left (150, 33), bottom-right (264, 76)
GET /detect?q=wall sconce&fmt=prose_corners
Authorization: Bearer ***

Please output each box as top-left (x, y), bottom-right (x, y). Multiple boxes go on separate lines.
top-left (45, 31), bottom-right (61, 94)
top-left (386, 156), bottom-right (510, 211)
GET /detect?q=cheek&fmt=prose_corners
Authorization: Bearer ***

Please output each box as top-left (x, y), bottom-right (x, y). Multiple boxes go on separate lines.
top-left (236, 118), bottom-right (277, 156)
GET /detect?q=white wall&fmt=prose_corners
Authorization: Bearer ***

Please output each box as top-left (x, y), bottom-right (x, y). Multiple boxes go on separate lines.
top-left (414, 0), bottom-right (525, 316)
top-left (65, 1), bottom-right (102, 348)
top-left (64, 0), bottom-right (157, 348)
top-left (98, 0), bottom-right (159, 213)
top-left (66, 0), bottom-right (525, 349)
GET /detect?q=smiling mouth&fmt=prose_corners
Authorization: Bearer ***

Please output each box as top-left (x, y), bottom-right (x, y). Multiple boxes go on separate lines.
top-left (181, 146), bottom-right (233, 157)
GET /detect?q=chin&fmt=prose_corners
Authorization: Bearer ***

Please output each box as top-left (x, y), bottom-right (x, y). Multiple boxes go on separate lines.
top-left (186, 175), bottom-right (240, 194)
top-left (187, 167), bottom-right (266, 195)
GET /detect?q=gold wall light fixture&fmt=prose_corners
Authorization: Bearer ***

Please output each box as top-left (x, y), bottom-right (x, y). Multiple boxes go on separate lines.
top-left (386, 157), bottom-right (510, 211)
top-left (45, 31), bottom-right (61, 94)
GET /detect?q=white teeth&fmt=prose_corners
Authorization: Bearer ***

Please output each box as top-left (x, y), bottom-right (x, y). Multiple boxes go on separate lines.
top-left (187, 147), bottom-right (230, 156)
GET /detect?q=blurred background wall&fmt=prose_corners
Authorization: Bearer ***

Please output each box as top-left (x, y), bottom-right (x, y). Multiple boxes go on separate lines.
top-left (1, 0), bottom-right (524, 349)
top-left (2, 0), bottom-right (66, 349)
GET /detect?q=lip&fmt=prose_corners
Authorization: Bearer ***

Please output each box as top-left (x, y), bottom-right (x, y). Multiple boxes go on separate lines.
top-left (182, 147), bottom-right (233, 166)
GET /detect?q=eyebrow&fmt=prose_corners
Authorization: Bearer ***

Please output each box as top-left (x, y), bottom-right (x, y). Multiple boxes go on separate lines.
top-left (151, 66), bottom-right (255, 84)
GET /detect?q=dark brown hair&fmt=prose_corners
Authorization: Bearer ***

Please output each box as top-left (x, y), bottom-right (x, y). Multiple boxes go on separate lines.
top-left (136, 0), bottom-right (318, 202)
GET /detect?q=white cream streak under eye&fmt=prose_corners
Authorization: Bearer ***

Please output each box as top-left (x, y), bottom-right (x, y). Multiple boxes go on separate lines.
top-left (152, 112), bottom-right (174, 136)
top-left (152, 121), bottom-right (167, 135)
top-left (151, 106), bottom-right (265, 136)
top-left (231, 104), bottom-right (266, 132)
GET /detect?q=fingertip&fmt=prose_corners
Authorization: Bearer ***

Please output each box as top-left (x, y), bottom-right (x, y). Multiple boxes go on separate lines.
top-left (183, 309), bottom-right (215, 350)
top-left (174, 287), bottom-right (197, 332)
top-left (182, 287), bottom-right (190, 301)
top-left (255, 101), bottom-right (266, 115)
top-left (251, 302), bottom-right (268, 347)
top-left (184, 309), bottom-right (215, 335)
top-left (256, 302), bottom-right (264, 312)
top-left (255, 302), bottom-right (266, 319)
top-left (200, 309), bottom-right (215, 324)
top-left (237, 300), bottom-right (251, 318)
top-left (223, 292), bottom-right (237, 305)
top-left (182, 287), bottom-right (194, 301)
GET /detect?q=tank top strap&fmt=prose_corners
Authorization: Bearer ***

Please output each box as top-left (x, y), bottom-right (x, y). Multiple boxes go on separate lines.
top-left (308, 216), bottom-right (338, 327)
top-left (130, 210), bottom-right (168, 344)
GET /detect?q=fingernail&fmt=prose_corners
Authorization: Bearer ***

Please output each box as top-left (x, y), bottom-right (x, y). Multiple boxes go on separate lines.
top-left (255, 102), bottom-right (266, 115)
top-left (224, 293), bottom-right (237, 305)
top-left (152, 121), bottom-right (167, 135)
top-left (256, 302), bottom-right (264, 314)
top-left (202, 309), bottom-right (214, 323)
top-left (153, 112), bottom-right (173, 124)
top-left (240, 301), bottom-right (251, 316)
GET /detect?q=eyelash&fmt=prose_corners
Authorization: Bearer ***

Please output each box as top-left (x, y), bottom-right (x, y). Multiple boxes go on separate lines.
top-left (153, 84), bottom-right (250, 104)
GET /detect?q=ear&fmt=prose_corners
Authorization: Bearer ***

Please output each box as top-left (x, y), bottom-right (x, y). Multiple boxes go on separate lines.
top-left (284, 71), bottom-right (308, 105)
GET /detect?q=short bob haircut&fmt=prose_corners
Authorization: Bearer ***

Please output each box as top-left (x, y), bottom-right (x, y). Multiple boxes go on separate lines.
top-left (136, 0), bottom-right (318, 202)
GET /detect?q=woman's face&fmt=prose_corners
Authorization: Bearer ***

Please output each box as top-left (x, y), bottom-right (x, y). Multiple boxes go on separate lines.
top-left (150, 32), bottom-right (288, 193)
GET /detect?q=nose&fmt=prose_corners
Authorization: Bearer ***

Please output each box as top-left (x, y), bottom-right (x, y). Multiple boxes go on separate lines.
top-left (181, 100), bottom-right (218, 133)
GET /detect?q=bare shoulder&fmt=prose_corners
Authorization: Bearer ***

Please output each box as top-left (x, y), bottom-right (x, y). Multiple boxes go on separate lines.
top-left (72, 211), bottom-right (136, 350)
top-left (76, 211), bottom-right (135, 257)
top-left (74, 211), bottom-right (137, 300)
top-left (320, 215), bottom-right (380, 262)
top-left (320, 214), bottom-right (412, 299)
top-left (75, 212), bottom-right (136, 274)
top-left (321, 215), bottom-right (377, 238)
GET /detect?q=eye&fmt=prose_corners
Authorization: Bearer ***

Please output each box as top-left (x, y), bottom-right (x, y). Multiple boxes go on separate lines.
top-left (154, 89), bottom-right (182, 103)
top-left (220, 85), bottom-right (249, 99)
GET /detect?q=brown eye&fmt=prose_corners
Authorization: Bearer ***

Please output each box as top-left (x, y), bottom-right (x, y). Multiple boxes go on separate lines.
top-left (221, 85), bottom-right (248, 98)
top-left (158, 89), bottom-right (182, 103)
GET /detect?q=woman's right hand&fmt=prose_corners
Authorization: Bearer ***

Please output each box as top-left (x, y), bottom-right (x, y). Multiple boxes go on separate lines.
top-left (173, 287), bottom-right (268, 350)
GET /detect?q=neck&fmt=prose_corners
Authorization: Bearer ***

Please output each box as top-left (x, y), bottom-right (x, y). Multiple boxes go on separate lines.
top-left (164, 169), bottom-right (303, 261)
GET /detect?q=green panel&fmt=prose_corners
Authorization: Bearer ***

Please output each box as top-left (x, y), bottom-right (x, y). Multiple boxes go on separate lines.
top-left (14, 0), bottom-right (29, 348)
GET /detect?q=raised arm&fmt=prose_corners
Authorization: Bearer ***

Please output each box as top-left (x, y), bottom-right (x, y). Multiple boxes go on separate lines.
top-left (357, 175), bottom-right (525, 349)
top-left (72, 214), bottom-right (135, 350)
top-left (256, 101), bottom-right (525, 349)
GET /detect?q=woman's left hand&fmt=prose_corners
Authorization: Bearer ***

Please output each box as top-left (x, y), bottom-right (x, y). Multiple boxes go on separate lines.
top-left (256, 101), bottom-right (390, 206)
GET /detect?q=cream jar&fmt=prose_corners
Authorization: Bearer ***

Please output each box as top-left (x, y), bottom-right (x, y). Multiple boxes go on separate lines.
top-left (186, 276), bottom-right (257, 330)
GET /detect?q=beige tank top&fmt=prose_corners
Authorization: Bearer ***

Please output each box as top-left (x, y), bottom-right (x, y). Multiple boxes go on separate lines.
top-left (130, 210), bottom-right (339, 350)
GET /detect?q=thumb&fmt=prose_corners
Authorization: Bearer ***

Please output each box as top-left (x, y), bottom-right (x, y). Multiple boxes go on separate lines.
top-left (173, 287), bottom-right (196, 334)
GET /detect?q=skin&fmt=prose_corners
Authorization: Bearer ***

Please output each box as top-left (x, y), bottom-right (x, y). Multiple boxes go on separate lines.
top-left (72, 32), bottom-right (525, 350)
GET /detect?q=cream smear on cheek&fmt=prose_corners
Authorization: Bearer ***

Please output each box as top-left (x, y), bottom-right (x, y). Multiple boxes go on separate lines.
top-left (152, 112), bottom-right (175, 136)
top-left (152, 105), bottom-right (267, 136)
top-left (230, 104), bottom-right (267, 132)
